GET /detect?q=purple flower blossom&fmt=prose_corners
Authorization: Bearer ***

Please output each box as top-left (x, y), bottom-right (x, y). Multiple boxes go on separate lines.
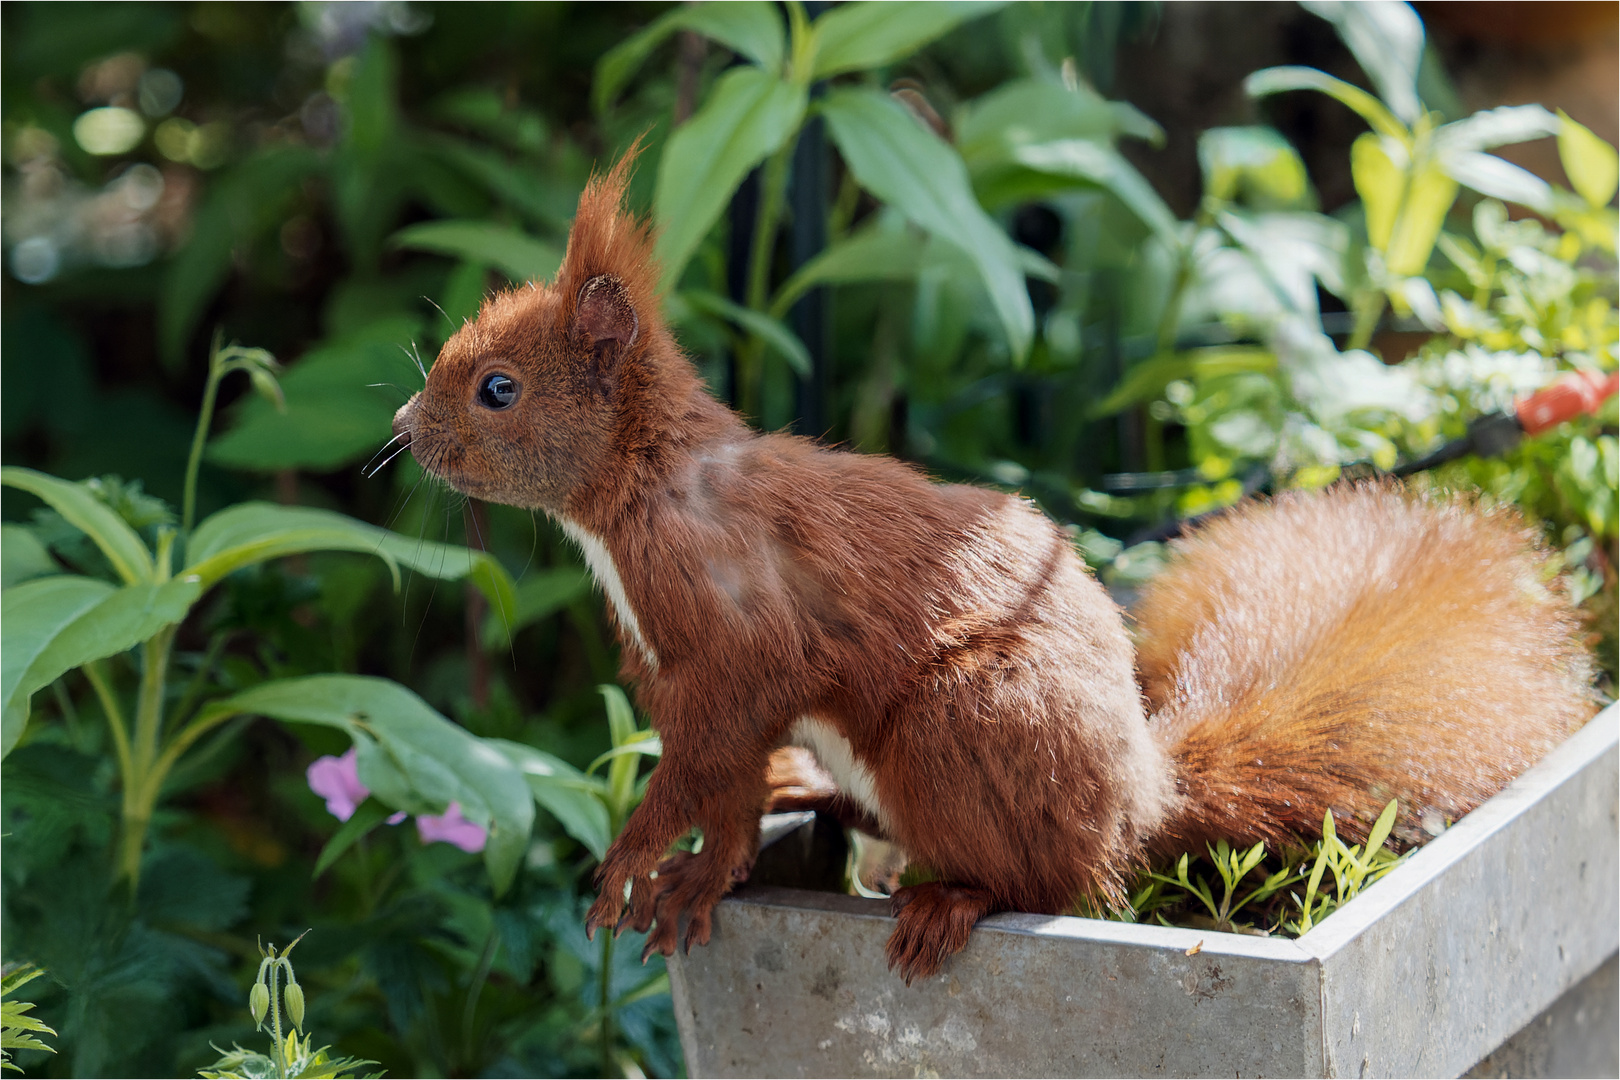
top-left (306, 748), bottom-right (370, 821)
top-left (415, 802), bottom-right (487, 853)
top-left (307, 748), bottom-right (486, 852)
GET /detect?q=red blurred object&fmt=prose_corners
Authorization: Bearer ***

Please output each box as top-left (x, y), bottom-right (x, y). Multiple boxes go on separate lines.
top-left (1516, 370), bottom-right (1620, 435)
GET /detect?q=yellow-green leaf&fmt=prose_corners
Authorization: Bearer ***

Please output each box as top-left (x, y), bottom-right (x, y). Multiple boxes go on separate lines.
top-left (1351, 132), bottom-right (1404, 252)
top-left (1558, 109), bottom-right (1619, 209)
top-left (1386, 161), bottom-right (1458, 276)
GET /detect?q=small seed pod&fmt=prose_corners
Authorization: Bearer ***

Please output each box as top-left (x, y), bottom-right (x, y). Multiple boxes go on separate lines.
top-left (249, 981), bottom-right (270, 1026)
top-left (284, 980), bottom-right (306, 1030)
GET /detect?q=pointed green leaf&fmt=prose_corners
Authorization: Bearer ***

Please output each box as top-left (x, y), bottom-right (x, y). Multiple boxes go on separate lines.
top-left (209, 675), bottom-right (533, 894)
top-left (1199, 126), bottom-right (1313, 209)
top-left (654, 67), bottom-right (807, 288)
top-left (183, 502), bottom-right (516, 625)
top-left (1558, 111), bottom-right (1619, 208)
top-left (489, 738), bottom-right (613, 859)
top-left (769, 218), bottom-right (928, 317)
top-left (822, 86), bottom-right (1033, 360)
top-left (2, 576), bottom-right (114, 756)
top-left (1245, 67), bottom-right (1407, 143)
top-left (595, 1), bottom-right (786, 113)
top-left (1301, 0), bottom-right (1424, 125)
top-left (1011, 138), bottom-right (1182, 248)
top-left (2, 575), bottom-right (201, 757)
top-left (1386, 161), bottom-right (1458, 276)
top-left (1, 468), bottom-right (153, 584)
top-left (808, 1), bottom-right (1006, 79)
top-left (1351, 132), bottom-right (1404, 251)
top-left (2, 525), bottom-right (60, 589)
top-left (1434, 104), bottom-right (1559, 154)
top-left (390, 220), bottom-right (562, 284)
top-left (674, 290), bottom-right (811, 376)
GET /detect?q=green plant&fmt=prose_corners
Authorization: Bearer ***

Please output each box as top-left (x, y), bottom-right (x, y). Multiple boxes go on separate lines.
top-left (198, 935), bottom-right (379, 1080)
top-left (1076, 799), bottom-right (1409, 937)
top-left (1, 963), bottom-right (57, 1073)
top-left (1, 334), bottom-right (524, 885)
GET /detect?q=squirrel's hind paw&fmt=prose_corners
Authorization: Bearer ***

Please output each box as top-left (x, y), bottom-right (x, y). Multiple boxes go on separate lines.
top-left (885, 882), bottom-right (998, 985)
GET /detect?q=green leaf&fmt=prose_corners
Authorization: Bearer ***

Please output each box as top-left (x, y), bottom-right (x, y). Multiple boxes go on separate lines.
top-left (1091, 347), bottom-right (1276, 417)
top-left (1198, 127), bottom-right (1313, 209)
top-left (483, 567), bottom-right (592, 650)
top-left (585, 735), bottom-right (664, 778)
top-left (312, 796), bottom-right (395, 878)
top-left (1245, 67), bottom-right (1407, 143)
top-left (822, 87), bottom-right (1033, 361)
top-left (1, 468), bottom-right (153, 584)
top-left (0, 966), bottom-right (46, 1000)
top-left (206, 317), bottom-right (423, 473)
top-left (2, 576), bottom-right (113, 756)
top-left (654, 67), bottom-right (807, 288)
top-left (1363, 799), bottom-right (1400, 862)
top-left (488, 738), bottom-right (613, 860)
top-left (1010, 139), bottom-right (1181, 248)
top-left (2, 576), bottom-right (201, 757)
top-left (1300, 0), bottom-right (1424, 125)
top-left (1558, 110), bottom-right (1619, 208)
top-left (1351, 133), bottom-right (1404, 251)
top-left (207, 675), bottom-right (533, 894)
top-left (808, 1), bottom-right (1006, 79)
top-left (673, 290), bottom-right (811, 376)
top-left (390, 220), bottom-right (562, 284)
top-left (2, 526), bottom-right (60, 589)
top-left (1386, 160), bottom-right (1458, 276)
top-left (1434, 104), bottom-right (1559, 154)
top-left (1439, 151), bottom-right (1545, 213)
top-left (958, 78), bottom-right (1162, 176)
top-left (770, 217), bottom-right (928, 316)
top-left (595, 1), bottom-right (786, 113)
top-left (183, 502), bottom-right (516, 625)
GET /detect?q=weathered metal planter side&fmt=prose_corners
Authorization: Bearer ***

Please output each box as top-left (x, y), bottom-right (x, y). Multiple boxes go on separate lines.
top-left (668, 705), bottom-right (1619, 1078)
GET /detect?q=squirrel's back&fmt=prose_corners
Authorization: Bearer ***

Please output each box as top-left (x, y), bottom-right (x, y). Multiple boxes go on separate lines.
top-left (1136, 483), bottom-right (1597, 855)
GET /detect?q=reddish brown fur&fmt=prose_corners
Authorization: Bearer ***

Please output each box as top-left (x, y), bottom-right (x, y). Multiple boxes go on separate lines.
top-left (1135, 484), bottom-right (1595, 855)
top-left (393, 152), bottom-right (1598, 986)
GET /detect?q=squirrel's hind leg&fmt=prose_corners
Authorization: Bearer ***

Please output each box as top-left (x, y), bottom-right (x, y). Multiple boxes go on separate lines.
top-left (885, 882), bottom-right (999, 984)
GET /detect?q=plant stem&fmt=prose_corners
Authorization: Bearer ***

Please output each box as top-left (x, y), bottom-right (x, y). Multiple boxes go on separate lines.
top-left (1347, 294), bottom-right (1384, 352)
top-left (85, 660), bottom-right (134, 788)
top-left (462, 925), bottom-right (500, 1065)
top-left (738, 138), bottom-right (798, 418)
top-left (118, 625), bottom-right (176, 884)
top-left (270, 957), bottom-right (286, 1079)
top-left (599, 929), bottom-right (616, 1079)
top-left (182, 348), bottom-right (225, 539)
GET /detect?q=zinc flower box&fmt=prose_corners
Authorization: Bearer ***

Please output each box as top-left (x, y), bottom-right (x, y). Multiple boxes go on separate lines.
top-left (667, 705), bottom-right (1618, 1078)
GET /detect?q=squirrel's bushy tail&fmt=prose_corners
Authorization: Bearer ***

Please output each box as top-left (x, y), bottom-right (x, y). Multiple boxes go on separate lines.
top-left (1136, 483), bottom-right (1597, 855)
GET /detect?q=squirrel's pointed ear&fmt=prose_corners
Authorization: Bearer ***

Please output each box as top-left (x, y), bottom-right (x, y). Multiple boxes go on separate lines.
top-left (575, 274), bottom-right (638, 396)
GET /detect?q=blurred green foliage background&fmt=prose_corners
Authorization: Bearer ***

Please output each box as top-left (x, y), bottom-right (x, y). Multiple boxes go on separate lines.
top-left (2, 2), bottom-right (1614, 1076)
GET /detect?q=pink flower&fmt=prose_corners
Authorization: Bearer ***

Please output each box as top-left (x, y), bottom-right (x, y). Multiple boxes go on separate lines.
top-left (415, 802), bottom-right (487, 853)
top-left (306, 748), bottom-right (407, 825)
top-left (307, 748), bottom-right (370, 821)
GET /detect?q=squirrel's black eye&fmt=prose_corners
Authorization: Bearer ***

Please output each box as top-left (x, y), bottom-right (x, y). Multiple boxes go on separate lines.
top-left (478, 373), bottom-right (519, 409)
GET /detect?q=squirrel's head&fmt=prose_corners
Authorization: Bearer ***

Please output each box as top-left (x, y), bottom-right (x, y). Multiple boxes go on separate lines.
top-left (392, 146), bottom-right (670, 512)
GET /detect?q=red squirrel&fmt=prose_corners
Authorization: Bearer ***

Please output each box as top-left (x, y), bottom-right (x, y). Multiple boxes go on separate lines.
top-left (391, 154), bottom-right (1597, 983)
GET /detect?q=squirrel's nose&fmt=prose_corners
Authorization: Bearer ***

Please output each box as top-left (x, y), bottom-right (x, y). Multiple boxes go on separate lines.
top-left (392, 395), bottom-right (418, 443)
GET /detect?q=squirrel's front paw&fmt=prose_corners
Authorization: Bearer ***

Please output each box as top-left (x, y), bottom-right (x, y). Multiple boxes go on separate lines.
top-left (638, 850), bottom-right (750, 961)
top-left (585, 855), bottom-right (649, 940)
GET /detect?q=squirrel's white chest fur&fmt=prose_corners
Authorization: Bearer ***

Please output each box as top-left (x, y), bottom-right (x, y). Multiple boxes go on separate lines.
top-left (557, 516), bottom-right (658, 671)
